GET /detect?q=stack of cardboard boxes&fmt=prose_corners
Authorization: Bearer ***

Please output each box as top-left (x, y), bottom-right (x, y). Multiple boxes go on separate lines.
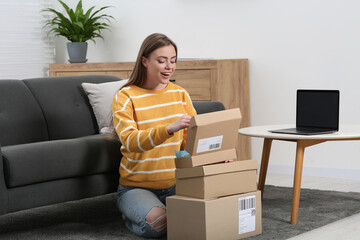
top-left (167, 109), bottom-right (262, 240)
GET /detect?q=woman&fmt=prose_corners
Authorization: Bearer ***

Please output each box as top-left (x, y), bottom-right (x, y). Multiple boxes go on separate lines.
top-left (112, 33), bottom-right (196, 238)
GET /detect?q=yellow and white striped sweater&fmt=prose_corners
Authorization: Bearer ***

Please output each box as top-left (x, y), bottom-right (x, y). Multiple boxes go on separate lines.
top-left (112, 82), bottom-right (196, 189)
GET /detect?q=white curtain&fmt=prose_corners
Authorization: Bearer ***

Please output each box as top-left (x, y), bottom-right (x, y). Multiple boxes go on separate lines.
top-left (0, 0), bottom-right (55, 79)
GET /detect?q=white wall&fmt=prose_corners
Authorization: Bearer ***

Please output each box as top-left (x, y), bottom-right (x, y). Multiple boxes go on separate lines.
top-left (53, 0), bottom-right (360, 179)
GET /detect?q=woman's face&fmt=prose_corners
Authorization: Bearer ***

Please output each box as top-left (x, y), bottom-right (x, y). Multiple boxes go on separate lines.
top-left (142, 45), bottom-right (177, 90)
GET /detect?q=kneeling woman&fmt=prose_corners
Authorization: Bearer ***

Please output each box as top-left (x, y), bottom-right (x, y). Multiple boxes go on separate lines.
top-left (112, 33), bottom-right (196, 238)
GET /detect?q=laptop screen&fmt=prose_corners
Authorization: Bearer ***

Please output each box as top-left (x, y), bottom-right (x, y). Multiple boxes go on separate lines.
top-left (296, 90), bottom-right (340, 130)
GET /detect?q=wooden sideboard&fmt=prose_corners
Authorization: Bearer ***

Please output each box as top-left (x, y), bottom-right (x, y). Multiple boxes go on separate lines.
top-left (49, 59), bottom-right (251, 160)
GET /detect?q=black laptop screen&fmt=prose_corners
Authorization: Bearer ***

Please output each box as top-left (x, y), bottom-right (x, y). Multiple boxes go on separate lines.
top-left (296, 90), bottom-right (339, 130)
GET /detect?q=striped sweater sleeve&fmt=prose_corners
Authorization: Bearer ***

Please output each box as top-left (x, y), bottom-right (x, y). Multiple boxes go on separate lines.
top-left (112, 88), bottom-right (173, 153)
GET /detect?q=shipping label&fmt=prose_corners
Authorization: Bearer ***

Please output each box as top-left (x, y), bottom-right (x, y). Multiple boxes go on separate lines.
top-left (196, 135), bottom-right (223, 154)
top-left (238, 195), bottom-right (256, 234)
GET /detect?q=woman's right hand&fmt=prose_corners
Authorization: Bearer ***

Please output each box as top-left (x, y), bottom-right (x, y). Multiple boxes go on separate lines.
top-left (167, 114), bottom-right (192, 135)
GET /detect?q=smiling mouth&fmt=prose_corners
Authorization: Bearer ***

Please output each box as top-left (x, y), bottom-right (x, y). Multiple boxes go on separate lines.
top-left (161, 73), bottom-right (171, 76)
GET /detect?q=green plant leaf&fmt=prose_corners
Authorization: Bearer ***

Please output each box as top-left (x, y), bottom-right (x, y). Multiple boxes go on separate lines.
top-left (84, 6), bottom-right (95, 21)
top-left (58, 0), bottom-right (70, 13)
top-left (42, 0), bottom-right (114, 43)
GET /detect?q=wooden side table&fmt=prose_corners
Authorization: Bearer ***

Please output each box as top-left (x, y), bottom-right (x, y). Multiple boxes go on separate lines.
top-left (239, 124), bottom-right (360, 224)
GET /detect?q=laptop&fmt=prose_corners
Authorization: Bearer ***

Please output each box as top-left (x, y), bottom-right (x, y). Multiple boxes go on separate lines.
top-left (270, 89), bottom-right (340, 135)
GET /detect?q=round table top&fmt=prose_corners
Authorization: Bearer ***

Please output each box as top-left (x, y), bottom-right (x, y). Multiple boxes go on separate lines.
top-left (238, 124), bottom-right (360, 140)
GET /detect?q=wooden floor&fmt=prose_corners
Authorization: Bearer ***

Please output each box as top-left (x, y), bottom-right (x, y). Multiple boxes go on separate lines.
top-left (266, 174), bottom-right (360, 240)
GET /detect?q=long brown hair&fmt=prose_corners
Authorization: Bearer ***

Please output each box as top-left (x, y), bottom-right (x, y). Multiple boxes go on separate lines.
top-left (122, 33), bottom-right (178, 89)
top-left (111, 33), bottom-right (177, 139)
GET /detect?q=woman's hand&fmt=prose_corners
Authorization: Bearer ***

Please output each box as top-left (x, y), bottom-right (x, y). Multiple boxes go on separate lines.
top-left (167, 114), bottom-right (192, 135)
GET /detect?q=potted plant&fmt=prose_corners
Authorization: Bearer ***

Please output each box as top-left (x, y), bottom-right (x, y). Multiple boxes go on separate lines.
top-left (43, 0), bottom-right (114, 63)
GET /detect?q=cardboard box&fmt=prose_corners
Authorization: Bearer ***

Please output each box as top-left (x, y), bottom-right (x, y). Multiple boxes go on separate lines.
top-left (185, 108), bottom-right (241, 156)
top-left (175, 108), bottom-right (242, 168)
top-left (176, 160), bottom-right (258, 199)
top-left (167, 190), bottom-right (262, 240)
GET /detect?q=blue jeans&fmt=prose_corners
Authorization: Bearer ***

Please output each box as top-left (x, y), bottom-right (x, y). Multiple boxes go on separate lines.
top-left (117, 184), bottom-right (176, 238)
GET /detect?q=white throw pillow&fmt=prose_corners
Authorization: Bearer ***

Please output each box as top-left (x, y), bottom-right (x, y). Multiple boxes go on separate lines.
top-left (82, 79), bottom-right (128, 134)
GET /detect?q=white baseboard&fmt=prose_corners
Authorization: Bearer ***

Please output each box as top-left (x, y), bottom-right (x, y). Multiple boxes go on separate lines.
top-left (266, 164), bottom-right (360, 180)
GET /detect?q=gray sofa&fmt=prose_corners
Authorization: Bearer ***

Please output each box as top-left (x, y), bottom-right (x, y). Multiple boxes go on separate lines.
top-left (0, 75), bottom-right (225, 216)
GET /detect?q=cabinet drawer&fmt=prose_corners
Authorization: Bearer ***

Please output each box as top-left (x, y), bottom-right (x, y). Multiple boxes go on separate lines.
top-left (54, 71), bottom-right (131, 79)
top-left (106, 71), bottom-right (132, 79)
top-left (53, 72), bottom-right (108, 77)
top-left (171, 69), bottom-right (211, 100)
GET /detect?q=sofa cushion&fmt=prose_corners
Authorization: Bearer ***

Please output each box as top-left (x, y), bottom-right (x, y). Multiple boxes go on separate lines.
top-left (0, 80), bottom-right (49, 146)
top-left (7, 173), bottom-right (119, 213)
top-left (82, 79), bottom-right (128, 134)
top-left (23, 75), bottom-right (122, 140)
top-left (2, 135), bottom-right (121, 188)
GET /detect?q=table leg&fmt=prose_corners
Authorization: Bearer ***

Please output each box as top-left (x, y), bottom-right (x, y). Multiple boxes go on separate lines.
top-left (258, 138), bottom-right (273, 197)
top-left (291, 140), bottom-right (305, 224)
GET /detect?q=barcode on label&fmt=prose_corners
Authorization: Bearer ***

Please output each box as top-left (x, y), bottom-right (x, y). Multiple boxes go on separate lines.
top-left (209, 143), bottom-right (220, 149)
top-left (238, 195), bottom-right (256, 234)
top-left (196, 135), bottom-right (223, 153)
top-left (239, 196), bottom-right (255, 210)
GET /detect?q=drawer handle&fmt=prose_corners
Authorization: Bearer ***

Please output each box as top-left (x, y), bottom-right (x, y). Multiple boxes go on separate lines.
top-left (170, 79), bottom-right (176, 83)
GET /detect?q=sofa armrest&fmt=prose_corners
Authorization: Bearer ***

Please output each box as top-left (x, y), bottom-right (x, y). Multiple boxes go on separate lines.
top-left (0, 145), bottom-right (9, 214)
